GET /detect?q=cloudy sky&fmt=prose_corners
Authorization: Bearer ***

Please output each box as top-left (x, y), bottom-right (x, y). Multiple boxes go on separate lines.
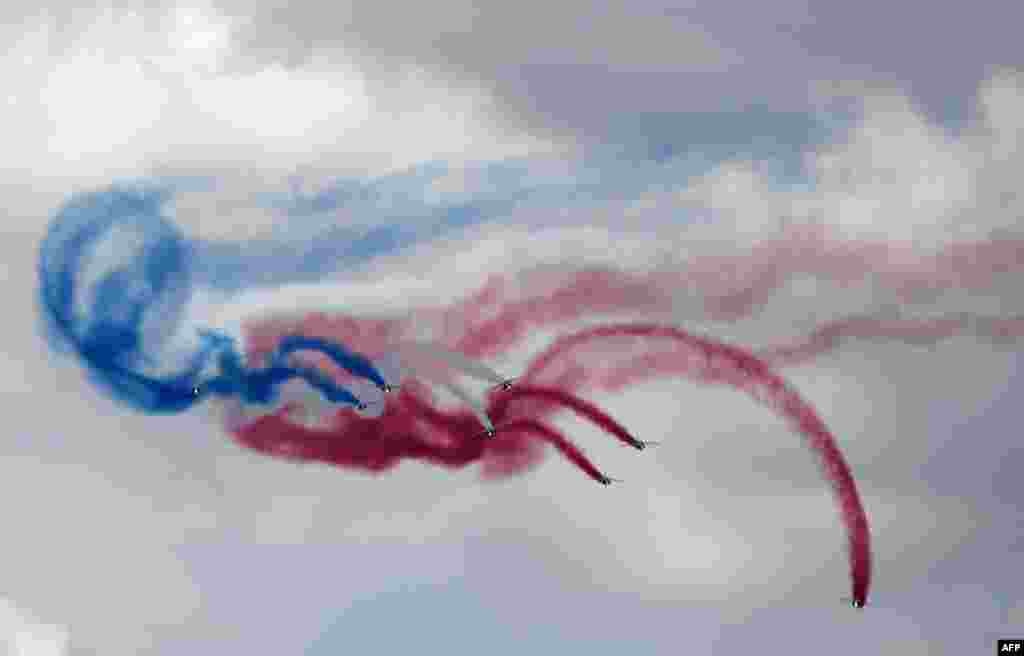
top-left (2, 2), bottom-right (1022, 654)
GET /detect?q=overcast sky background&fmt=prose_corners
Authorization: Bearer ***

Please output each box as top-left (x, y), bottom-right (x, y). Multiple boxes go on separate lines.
top-left (1, 2), bottom-right (1022, 654)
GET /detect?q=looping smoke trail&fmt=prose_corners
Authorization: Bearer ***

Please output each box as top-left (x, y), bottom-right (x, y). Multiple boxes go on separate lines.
top-left (37, 186), bottom-right (394, 415)
top-left (37, 186), bottom-right (207, 412)
top-left (49, 185), bottom-right (1009, 609)
top-left (234, 318), bottom-right (873, 605)
top-left (503, 322), bottom-right (872, 607)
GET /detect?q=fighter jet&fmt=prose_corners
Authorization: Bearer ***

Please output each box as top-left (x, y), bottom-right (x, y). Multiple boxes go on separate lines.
top-left (491, 378), bottom-right (517, 392)
top-left (597, 475), bottom-right (622, 486)
top-left (840, 596), bottom-right (866, 610)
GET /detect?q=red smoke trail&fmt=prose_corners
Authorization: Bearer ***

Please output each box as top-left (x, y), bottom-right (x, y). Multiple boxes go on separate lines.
top-left (231, 384), bottom-right (608, 483)
top-left (490, 384), bottom-right (645, 450)
top-left (439, 230), bottom-right (1024, 356)
top-left (504, 323), bottom-right (872, 605)
top-left (233, 319), bottom-right (873, 605)
top-left (230, 230), bottom-right (1024, 609)
top-left (758, 312), bottom-right (1024, 366)
top-left (241, 232), bottom-right (1024, 372)
top-left (497, 419), bottom-right (611, 484)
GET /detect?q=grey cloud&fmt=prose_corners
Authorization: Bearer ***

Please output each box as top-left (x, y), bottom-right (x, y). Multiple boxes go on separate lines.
top-left (210, 0), bottom-right (738, 139)
top-left (11, 1), bottom-right (1021, 144)
top-left (208, 0), bottom-right (1024, 137)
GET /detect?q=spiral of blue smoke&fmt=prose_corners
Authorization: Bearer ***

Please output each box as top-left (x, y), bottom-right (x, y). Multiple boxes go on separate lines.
top-left (37, 184), bottom-right (389, 414)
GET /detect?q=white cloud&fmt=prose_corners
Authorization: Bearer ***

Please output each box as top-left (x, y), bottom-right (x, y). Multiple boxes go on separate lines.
top-left (673, 71), bottom-right (1024, 247)
top-left (0, 5), bottom-right (559, 240)
top-left (0, 598), bottom-right (68, 656)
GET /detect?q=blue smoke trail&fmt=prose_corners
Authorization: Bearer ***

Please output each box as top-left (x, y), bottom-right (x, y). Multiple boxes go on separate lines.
top-left (38, 110), bottom-right (836, 414)
top-left (37, 184), bottom-right (389, 415)
top-left (272, 335), bottom-right (393, 391)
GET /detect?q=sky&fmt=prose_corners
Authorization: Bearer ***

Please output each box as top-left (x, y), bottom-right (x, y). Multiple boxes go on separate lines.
top-left (1, 2), bottom-right (1022, 654)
